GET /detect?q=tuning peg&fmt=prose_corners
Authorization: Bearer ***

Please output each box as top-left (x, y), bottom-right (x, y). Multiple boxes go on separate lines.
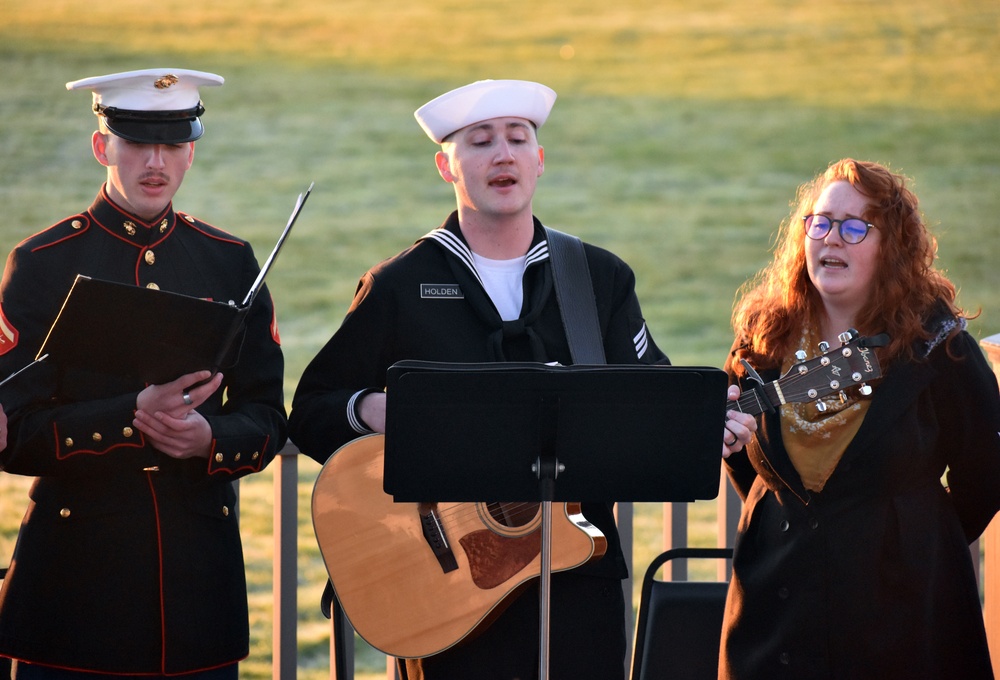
top-left (795, 350), bottom-right (807, 362)
top-left (859, 384), bottom-right (873, 396)
top-left (815, 400), bottom-right (828, 413)
top-left (838, 390), bottom-right (848, 404)
top-left (818, 341), bottom-right (830, 353)
top-left (838, 330), bottom-right (854, 344)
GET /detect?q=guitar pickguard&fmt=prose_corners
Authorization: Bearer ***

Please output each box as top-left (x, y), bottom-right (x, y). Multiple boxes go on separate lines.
top-left (460, 529), bottom-right (542, 590)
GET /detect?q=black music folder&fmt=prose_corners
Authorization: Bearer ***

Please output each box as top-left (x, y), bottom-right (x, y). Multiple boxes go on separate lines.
top-left (35, 184), bottom-right (311, 385)
top-left (384, 360), bottom-right (729, 503)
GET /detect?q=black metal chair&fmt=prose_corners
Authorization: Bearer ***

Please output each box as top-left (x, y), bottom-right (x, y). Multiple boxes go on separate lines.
top-left (629, 547), bottom-right (733, 680)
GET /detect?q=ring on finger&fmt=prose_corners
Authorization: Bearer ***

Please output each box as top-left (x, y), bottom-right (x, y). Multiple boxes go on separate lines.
top-left (725, 433), bottom-right (737, 447)
top-left (182, 391), bottom-right (193, 406)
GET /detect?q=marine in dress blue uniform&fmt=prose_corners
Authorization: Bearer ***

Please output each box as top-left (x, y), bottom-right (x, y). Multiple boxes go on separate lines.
top-left (0, 69), bottom-right (286, 678)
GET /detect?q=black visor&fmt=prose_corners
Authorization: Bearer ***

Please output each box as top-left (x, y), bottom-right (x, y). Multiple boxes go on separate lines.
top-left (97, 103), bottom-right (205, 144)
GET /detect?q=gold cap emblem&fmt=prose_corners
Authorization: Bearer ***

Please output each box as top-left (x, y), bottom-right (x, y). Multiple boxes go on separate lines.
top-left (154, 74), bottom-right (179, 89)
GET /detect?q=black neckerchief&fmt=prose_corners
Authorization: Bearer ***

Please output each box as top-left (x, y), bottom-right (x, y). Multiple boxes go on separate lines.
top-left (420, 212), bottom-right (554, 361)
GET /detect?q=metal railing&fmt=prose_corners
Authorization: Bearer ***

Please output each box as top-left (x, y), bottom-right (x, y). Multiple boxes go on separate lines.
top-left (268, 332), bottom-right (1000, 679)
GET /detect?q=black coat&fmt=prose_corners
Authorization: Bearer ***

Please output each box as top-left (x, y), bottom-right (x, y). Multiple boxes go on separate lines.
top-left (290, 212), bottom-right (669, 581)
top-left (0, 188), bottom-right (287, 674)
top-left (289, 212), bottom-right (667, 678)
top-left (721, 327), bottom-right (1000, 679)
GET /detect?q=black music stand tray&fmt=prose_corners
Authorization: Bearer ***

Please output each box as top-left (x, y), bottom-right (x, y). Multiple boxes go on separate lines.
top-left (384, 360), bottom-right (728, 679)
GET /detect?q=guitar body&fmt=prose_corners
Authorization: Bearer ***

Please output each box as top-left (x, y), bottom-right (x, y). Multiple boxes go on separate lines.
top-left (311, 434), bottom-right (608, 658)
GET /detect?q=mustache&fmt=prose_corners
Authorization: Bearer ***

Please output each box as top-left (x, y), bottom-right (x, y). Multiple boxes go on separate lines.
top-left (138, 172), bottom-right (170, 184)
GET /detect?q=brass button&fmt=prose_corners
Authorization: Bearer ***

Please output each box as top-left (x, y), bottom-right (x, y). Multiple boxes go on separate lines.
top-left (215, 452), bottom-right (224, 463)
top-left (146, 282), bottom-right (160, 290)
top-left (71, 219), bottom-right (83, 230)
top-left (234, 452), bottom-right (241, 462)
top-left (142, 466), bottom-right (160, 472)
top-left (64, 438), bottom-right (74, 447)
top-left (144, 250), bottom-right (155, 265)
top-left (185, 215), bottom-right (196, 223)
top-left (159, 219), bottom-right (168, 233)
top-left (59, 508), bottom-right (71, 518)
top-left (124, 221), bottom-right (136, 236)
top-left (222, 506), bottom-right (230, 517)
top-left (252, 451), bottom-right (259, 461)
top-left (123, 427), bottom-right (134, 437)
top-left (92, 432), bottom-right (102, 442)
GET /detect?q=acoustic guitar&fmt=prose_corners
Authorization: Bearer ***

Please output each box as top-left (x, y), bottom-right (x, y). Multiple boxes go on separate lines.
top-left (311, 330), bottom-right (884, 658)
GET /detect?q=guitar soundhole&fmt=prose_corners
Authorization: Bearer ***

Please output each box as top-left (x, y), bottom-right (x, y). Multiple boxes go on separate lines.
top-left (484, 502), bottom-right (540, 530)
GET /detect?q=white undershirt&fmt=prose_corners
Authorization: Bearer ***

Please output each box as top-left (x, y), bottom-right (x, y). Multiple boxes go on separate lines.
top-left (472, 253), bottom-right (526, 321)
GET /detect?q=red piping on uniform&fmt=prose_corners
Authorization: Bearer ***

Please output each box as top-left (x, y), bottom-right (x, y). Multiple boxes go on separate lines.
top-left (146, 471), bottom-right (169, 673)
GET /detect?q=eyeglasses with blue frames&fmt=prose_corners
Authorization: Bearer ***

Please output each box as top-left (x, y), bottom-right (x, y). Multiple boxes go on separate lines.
top-left (803, 214), bottom-right (876, 244)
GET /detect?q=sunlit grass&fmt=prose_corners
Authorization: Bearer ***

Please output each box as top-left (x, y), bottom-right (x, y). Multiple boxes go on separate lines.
top-left (3, 1), bottom-right (998, 111)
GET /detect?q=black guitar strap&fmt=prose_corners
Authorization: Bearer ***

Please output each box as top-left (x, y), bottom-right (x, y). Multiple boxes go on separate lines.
top-left (544, 226), bottom-right (607, 365)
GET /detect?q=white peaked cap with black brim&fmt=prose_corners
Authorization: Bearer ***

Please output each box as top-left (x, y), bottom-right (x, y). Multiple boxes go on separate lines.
top-left (66, 68), bottom-right (224, 144)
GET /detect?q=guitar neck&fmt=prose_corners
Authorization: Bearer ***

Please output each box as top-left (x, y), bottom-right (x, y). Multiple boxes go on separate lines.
top-left (727, 332), bottom-right (886, 419)
top-left (732, 382), bottom-right (781, 417)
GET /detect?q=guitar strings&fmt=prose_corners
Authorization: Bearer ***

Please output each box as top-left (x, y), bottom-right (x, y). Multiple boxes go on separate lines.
top-left (432, 500), bottom-right (543, 529)
top-left (730, 353), bottom-right (874, 415)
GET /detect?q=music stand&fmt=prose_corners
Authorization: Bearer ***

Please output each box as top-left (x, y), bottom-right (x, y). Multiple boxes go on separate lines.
top-left (384, 360), bottom-right (728, 679)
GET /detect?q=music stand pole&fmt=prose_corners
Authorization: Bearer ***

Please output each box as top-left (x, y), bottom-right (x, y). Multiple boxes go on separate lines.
top-left (534, 456), bottom-right (563, 680)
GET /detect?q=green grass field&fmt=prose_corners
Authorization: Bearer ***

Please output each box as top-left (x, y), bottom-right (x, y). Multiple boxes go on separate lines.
top-left (0, 0), bottom-right (998, 677)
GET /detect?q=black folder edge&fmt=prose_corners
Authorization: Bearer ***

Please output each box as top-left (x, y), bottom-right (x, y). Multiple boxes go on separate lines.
top-left (0, 354), bottom-right (48, 389)
top-left (0, 354), bottom-right (49, 413)
top-left (34, 184), bottom-right (313, 384)
top-left (241, 182), bottom-right (312, 308)
top-left (383, 360), bottom-right (729, 503)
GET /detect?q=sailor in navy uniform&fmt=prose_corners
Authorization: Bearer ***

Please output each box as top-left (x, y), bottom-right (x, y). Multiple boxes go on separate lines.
top-left (0, 69), bottom-right (286, 679)
top-left (289, 79), bottom-right (757, 680)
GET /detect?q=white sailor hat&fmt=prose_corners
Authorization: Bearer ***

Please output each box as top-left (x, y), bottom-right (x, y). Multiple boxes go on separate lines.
top-left (414, 79), bottom-right (557, 144)
top-left (66, 68), bottom-right (224, 144)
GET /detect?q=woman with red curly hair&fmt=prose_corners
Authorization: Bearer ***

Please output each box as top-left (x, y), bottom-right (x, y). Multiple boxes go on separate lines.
top-left (719, 159), bottom-right (1000, 679)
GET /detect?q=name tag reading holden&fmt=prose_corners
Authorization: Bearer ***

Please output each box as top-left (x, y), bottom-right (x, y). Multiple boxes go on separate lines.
top-left (420, 283), bottom-right (464, 299)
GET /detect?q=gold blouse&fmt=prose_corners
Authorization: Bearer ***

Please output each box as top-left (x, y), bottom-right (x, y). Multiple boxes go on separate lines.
top-left (780, 327), bottom-right (872, 492)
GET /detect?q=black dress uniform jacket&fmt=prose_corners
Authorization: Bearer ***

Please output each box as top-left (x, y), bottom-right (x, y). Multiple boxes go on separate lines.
top-left (721, 318), bottom-right (1000, 680)
top-left (0, 188), bottom-right (287, 674)
top-left (290, 212), bottom-right (667, 679)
